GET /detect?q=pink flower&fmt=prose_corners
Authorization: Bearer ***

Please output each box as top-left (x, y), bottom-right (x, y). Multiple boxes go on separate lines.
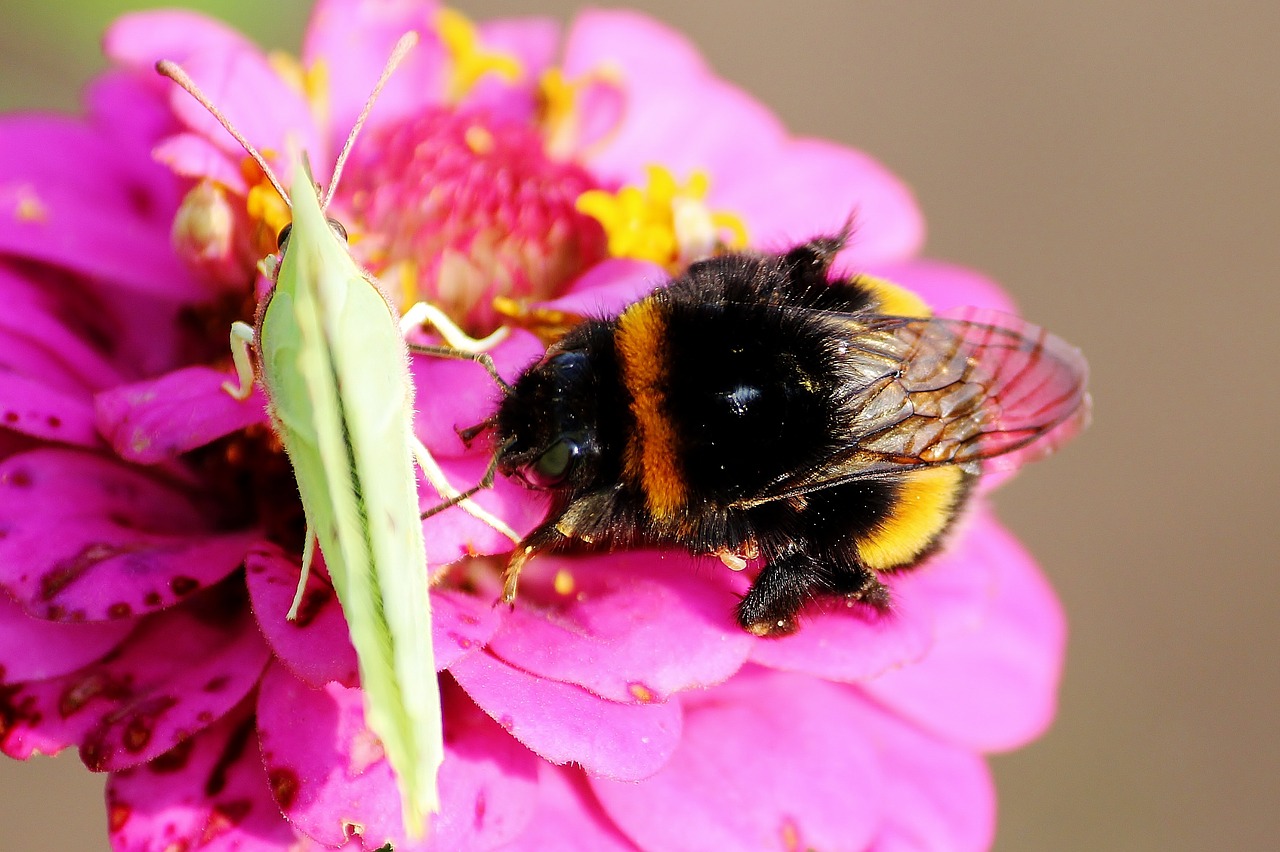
top-left (0, 2), bottom-right (1074, 850)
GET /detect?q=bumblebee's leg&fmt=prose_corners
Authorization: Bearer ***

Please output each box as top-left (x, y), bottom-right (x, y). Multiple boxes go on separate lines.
top-left (829, 565), bottom-right (892, 611)
top-left (736, 549), bottom-right (828, 637)
top-left (502, 522), bottom-right (565, 603)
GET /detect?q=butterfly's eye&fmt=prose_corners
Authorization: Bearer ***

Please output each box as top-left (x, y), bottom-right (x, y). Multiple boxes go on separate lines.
top-left (276, 222), bottom-right (293, 252)
top-left (326, 218), bottom-right (349, 242)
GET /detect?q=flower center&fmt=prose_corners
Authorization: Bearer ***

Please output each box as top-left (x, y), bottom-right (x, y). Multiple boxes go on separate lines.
top-left (340, 109), bottom-right (608, 335)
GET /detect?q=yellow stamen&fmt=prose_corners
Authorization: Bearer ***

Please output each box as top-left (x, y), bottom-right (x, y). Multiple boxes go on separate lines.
top-left (437, 7), bottom-right (522, 103)
top-left (243, 162), bottom-right (291, 256)
top-left (575, 165), bottom-right (749, 269)
top-left (536, 64), bottom-right (626, 159)
top-left (538, 68), bottom-right (575, 137)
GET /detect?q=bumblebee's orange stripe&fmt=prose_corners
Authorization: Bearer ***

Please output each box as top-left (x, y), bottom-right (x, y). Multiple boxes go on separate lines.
top-left (616, 297), bottom-right (686, 519)
top-left (856, 466), bottom-right (964, 570)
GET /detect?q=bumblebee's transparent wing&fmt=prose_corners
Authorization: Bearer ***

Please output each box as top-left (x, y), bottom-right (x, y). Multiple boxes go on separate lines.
top-left (735, 306), bottom-right (1089, 507)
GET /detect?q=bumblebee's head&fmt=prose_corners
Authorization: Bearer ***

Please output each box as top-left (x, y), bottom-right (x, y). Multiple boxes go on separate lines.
top-left (495, 347), bottom-right (602, 491)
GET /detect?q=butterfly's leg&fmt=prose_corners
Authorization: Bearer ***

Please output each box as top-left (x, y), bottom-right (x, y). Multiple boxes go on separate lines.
top-left (221, 321), bottom-right (256, 400)
top-left (400, 301), bottom-right (509, 352)
top-left (401, 302), bottom-right (512, 391)
top-left (286, 525), bottom-right (317, 621)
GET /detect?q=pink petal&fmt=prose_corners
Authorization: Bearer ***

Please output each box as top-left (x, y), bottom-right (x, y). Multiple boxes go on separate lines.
top-left (862, 258), bottom-right (1019, 315)
top-left (431, 588), bottom-right (505, 671)
top-left (584, 67), bottom-right (784, 195)
top-left (0, 449), bottom-right (258, 621)
top-left (451, 651), bottom-right (681, 781)
top-left (480, 17), bottom-right (560, 79)
top-left (591, 668), bottom-right (881, 851)
top-left (304, 0), bottom-right (450, 153)
top-left (563, 11), bottom-right (759, 186)
top-left (85, 70), bottom-right (184, 171)
top-left (0, 588), bottom-right (270, 768)
top-left (539, 257), bottom-right (667, 319)
top-left (506, 764), bottom-right (635, 851)
top-left (745, 577), bottom-right (934, 682)
top-left (0, 592), bottom-right (132, 682)
top-left (164, 51), bottom-right (324, 176)
top-left (0, 282), bottom-right (126, 393)
top-left (717, 137), bottom-right (924, 266)
top-left (94, 366), bottom-right (269, 464)
top-left (410, 328), bottom-right (544, 458)
top-left (0, 295), bottom-right (117, 447)
top-left (0, 264), bottom-right (187, 382)
top-left (257, 663), bottom-right (538, 850)
top-left (862, 511), bottom-right (1066, 751)
top-left (462, 17), bottom-right (562, 122)
top-left (0, 119), bottom-right (199, 298)
top-left (486, 551), bottom-right (751, 703)
top-left (108, 10), bottom-right (323, 174)
top-left (856, 696), bottom-right (995, 852)
top-left (152, 132), bottom-right (248, 191)
top-left (106, 700), bottom-right (312, 851)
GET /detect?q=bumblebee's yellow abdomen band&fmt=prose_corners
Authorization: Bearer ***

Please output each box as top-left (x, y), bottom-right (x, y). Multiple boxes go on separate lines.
top-left (856, 466), bottom-right (965, 570)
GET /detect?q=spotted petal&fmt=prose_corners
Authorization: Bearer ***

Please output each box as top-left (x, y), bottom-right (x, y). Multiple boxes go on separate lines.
top-left (0, 587), bottom-right (269, 768)
top-left (256, 663), bottom-right (538, 850)
top-left (0, 592), bottom-right (132, 683)
top-left (0, 449), bottom-right (259, 621)
top-left (105, 700), bottom-right (314, 851)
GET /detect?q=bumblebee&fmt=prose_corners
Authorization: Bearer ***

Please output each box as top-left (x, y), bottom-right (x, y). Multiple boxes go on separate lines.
top-left (444, 229), bottom-right (1088, 637)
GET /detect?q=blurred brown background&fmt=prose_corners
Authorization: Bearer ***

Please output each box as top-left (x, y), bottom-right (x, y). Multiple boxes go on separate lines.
top-left (2, 1), bottom-right (1275, 849)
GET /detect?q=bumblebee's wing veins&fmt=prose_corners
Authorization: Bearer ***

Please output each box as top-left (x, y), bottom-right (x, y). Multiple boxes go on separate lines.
top-left (734, 307), bottom-right (1088, 508)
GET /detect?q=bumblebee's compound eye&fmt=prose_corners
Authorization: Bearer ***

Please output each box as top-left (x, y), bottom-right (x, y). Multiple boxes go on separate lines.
top-left (276, 222), bottom-right (293, 251)
top-left (326, 217), bottom-right (349, 242)
top-left (528, 437), bottom-right (583, 487)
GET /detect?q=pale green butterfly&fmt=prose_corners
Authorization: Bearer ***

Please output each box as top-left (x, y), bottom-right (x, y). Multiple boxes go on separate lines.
top-left (158, 34), bottom-right (518, 838)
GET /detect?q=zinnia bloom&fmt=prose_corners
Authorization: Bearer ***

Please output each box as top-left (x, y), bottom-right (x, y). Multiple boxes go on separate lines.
top-left (0, 2), bottom-right (1071, 850)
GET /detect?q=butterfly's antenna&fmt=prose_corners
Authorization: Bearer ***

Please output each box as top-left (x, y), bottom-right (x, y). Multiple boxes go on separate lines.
top-left (324, 31), bottom-right (419, 210)
top-left (155, 60), bottom-right (292, 208)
